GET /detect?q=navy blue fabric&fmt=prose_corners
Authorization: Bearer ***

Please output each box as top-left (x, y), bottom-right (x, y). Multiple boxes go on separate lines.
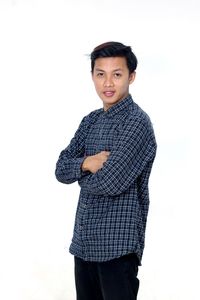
top-left (55, 95), bottom-right (157, 264)
top-left (74, 253), bottom-right (139, 300)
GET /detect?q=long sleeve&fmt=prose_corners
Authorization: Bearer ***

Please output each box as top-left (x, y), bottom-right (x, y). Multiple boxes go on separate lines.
top-left (55, 116), bottom-right (90, 184)
top-left (79, 116), bottom-right (157, 196)
top-left (64, 96), bottom-right (157, 263)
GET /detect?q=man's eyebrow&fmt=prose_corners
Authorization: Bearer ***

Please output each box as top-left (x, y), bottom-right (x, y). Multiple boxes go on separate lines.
top-left (112, 68), bottom-right (123, 72)
top-left (94, 68), bottom-right (123, 72)
top-left (94, 68), bottom-right (105, 72)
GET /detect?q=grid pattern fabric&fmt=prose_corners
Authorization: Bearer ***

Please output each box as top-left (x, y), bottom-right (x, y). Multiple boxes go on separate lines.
top-left (55, 95), bottom-right (157, 264)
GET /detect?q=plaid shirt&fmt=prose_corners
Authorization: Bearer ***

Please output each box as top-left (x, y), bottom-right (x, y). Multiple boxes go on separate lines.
top-left (55, 95), bottom-right (157, 264)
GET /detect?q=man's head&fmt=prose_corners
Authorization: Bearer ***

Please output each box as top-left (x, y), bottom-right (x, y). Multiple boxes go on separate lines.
top-left (90, 42), bottom-right (137, 111)
top-left (90, 41), bottom-right (138, 74)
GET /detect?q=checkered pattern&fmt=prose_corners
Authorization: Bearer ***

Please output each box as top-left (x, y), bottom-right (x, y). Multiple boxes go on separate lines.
top-left (55, 95), bottom-right (157, 264)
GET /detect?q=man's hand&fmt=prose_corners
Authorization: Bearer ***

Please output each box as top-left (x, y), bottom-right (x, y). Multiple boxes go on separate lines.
top-left (82, 151), bottom-right (110, 174)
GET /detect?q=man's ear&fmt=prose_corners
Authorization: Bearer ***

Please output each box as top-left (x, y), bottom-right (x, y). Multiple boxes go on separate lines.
top-left (129, 72), bottom-right (136, 84)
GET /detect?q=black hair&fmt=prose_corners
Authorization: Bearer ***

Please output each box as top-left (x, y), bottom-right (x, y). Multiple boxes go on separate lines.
top-left (90, 41), bottom-right (138, 74)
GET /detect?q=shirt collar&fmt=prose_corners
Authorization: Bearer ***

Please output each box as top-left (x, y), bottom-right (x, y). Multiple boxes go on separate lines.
top-left (102, 94), bottom-right (134, 118)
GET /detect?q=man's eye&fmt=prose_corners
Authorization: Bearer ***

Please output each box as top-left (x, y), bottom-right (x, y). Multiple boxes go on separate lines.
top-left (97, 73), bottom-right (104, 77)
top-left (114, 73), bottom-right (122, 78)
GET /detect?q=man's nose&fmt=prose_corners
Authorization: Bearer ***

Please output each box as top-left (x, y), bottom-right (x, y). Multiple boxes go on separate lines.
top-left (104, 76), bottom-right (114, 87)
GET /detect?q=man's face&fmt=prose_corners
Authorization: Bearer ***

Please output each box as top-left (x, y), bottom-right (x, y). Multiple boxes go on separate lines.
top-left (92, 56), bottom-right (135, 111)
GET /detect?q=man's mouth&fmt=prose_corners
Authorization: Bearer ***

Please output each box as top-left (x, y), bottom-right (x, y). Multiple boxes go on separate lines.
top-left (103, 91), bottom-right (115, 97)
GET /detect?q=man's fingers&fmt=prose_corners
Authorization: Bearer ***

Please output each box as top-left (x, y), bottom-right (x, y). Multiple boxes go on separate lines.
top-left (101, 151), bottom-right (110, 163)
top-left (101, 151), bottom-right (110, 156)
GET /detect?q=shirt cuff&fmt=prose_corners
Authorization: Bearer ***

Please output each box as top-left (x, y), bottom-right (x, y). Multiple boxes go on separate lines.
top-left (75, 157), bottom-right (89, 179)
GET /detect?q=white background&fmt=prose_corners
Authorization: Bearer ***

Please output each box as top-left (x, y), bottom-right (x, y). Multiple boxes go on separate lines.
top-left (0, 0), bottom-right (200, 299)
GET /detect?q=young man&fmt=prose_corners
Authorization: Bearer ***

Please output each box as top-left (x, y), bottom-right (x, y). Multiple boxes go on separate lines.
top-left (55, 42), bottom-right (157, 300)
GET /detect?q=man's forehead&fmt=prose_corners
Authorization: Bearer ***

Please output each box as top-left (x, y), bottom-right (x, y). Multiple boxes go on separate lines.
top-left (94, 57), bottom-right (127, 70)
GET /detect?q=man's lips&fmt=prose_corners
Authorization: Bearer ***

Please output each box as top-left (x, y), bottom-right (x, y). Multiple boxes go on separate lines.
top-left (103, 91), bottom-right (115, 97)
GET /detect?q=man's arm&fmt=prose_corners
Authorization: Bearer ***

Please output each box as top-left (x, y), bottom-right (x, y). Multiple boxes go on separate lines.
top-left (79, 116), bottom-right (157, 196)
top-left (55, 115), bottom-right (90, 184)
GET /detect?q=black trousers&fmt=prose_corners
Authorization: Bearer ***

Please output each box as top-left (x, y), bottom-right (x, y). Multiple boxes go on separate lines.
top-left (74, 253), bottom-right (139, 300)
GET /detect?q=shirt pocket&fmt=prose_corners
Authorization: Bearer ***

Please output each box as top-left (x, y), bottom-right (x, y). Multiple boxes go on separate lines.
top-left (86, 120), bottom-right (122, 155)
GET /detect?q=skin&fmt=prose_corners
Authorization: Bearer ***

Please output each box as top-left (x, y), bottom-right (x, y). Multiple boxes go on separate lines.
top-left (82, 56), bottom-right (136, 174)
top-left (82, 151), bottom-right (110, 174)
top-left (92, 56), bottom-right (135, 111)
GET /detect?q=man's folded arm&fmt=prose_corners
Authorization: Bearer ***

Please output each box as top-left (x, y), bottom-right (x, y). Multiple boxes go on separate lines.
top-left (55, 116), bottom-right (90, 184)
top-left (79, 117), bottom-right (157, 196)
